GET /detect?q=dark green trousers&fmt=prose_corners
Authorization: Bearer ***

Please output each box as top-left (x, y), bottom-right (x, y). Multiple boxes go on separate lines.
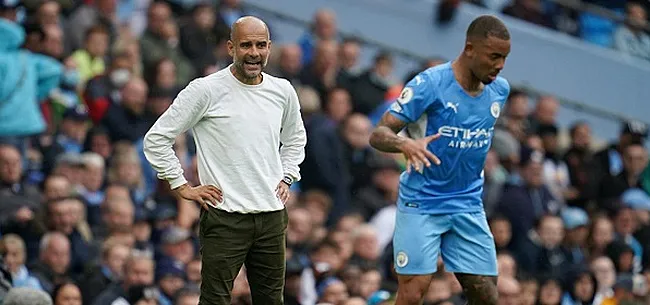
top-left (198, 207), bottom-right (288, 305)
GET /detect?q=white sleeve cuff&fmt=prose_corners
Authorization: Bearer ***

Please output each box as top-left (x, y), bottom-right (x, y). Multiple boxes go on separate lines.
top-left (169, 176), bottom-right (188, 190)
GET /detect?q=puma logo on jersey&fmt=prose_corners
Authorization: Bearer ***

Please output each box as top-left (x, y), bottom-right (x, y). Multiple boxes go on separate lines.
top-left (446, 102), bottom-right (459, 114)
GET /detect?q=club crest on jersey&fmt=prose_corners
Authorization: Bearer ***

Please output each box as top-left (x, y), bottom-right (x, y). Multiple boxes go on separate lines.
top-left (396, 251), bottom-right (409, 268)
top-left (490, 102), bottom-right (500, 118)
top-left (398, 87), bottom-right (414, 104)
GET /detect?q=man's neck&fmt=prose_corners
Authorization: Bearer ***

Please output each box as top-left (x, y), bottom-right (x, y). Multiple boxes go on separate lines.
top-left (452, 58), bottom-right (482, 93)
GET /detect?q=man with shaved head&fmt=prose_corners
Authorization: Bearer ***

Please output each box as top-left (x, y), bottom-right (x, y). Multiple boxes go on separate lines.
top-left (144, 16), bottom-right (307, 305)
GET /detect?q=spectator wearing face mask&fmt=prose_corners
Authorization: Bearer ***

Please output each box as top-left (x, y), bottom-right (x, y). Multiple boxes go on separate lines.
top-left (83, 53), bottom-right (133, 123)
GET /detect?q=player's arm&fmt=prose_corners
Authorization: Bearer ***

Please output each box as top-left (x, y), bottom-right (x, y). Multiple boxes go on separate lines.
top-left (369, 113), bottom-right (409, 153)
top-left (369, 73), bottom-right (442, 171)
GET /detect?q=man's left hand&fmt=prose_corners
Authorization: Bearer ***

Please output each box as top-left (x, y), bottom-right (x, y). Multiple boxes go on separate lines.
top-left (276, 181), bottom-right (290, 204)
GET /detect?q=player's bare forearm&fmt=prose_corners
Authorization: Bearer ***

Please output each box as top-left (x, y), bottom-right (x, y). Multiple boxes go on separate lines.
top-left (369, 113), bottom-right (407, 153)
top-left (369, 126), bottom-right (406, 153)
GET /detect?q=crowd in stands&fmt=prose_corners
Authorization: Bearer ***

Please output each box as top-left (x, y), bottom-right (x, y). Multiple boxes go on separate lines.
top-left (452, 0), bottom-right (650, 60)
top-left (0, 0), bottom-right (650, 304)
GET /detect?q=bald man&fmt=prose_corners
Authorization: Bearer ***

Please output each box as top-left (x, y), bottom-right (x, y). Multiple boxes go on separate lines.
top-left (144, 16), bottom-right (307, 305)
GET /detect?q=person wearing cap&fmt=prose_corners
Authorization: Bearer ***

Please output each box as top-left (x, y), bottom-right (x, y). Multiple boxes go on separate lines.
top-left (159, 226), bottom-right (195, 266)
top-left (622, 189), bottom-right (650, 270)
top-left (496, 148), bottom-right (561, 245)
top-left (155, 258), bottom-right (186, 305)
top-left (561, 207), bottom-right (590, 265)
top-left (144, 16), bottom-right (306, 305)
top-left (0, 1), bottom-right (62, 151)
top-left (41, 105), bottom-right (90, 172)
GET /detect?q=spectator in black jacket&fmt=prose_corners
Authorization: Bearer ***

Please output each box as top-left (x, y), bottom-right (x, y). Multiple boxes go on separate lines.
top-left (497, 147), bottom-right (561, 245)
top-left (598, 142), bottom-right (648, 213)
top-left (101, 77), bottom-right (151, 143)
top-left (514, 214), bottom-right (572, 282)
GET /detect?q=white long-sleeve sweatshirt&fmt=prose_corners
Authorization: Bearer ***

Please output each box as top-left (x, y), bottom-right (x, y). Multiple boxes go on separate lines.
top-left (143, 66), bottom-right (307, 213)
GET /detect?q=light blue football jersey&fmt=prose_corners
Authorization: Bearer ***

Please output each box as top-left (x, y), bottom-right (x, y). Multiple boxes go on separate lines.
top-left (388, 62), bottom-right (510, 214)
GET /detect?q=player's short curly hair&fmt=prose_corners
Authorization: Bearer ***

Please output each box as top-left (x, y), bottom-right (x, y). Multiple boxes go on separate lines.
top-left (466, 15), bottom-right (510, 41)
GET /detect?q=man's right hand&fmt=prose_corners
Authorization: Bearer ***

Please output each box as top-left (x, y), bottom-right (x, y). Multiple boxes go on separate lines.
top-left (397, 133), bottom-right (442, 173)
top-left (172, 184), bottom-right (223, 210)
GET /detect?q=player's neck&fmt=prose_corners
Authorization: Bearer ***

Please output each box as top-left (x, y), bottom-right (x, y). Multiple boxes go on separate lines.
top-left (452, 59), bottom-right (483, 93)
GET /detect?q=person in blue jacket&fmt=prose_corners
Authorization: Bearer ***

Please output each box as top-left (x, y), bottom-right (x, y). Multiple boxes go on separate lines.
top-left (0, 0), bottom-right (62, 154)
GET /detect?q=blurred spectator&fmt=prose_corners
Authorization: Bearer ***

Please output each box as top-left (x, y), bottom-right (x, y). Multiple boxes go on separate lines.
top-left (79, 237), bottom-right (130, 304)
top-left (0, 144), bottom-right (42, 225)
top-left (46, 197), bottom-right (92, 276)
top-left (70, 24), bottom-right (109, 84)
top-left (145, 58), bottom-right (178, 94)
top-left (497, 251), bottom-right (517, 278)
top-left (519, 276), bottom-right (539, 305)
top-left (564, 121), bottom-right (594, 209)
top-left (561, 266), bottom-right (597, 305)
top-left (349, 51), bottom-right (393, 116)
top-left (317, 277), bottom-right (349, 304)
top-left (51, 281), bottom-right (82, 305)
top-left (527, 96), bottom-right (559, 134)
top-left (299, 8), bottom-right (338, 65)
top-left (537, 276), bottom-right (563, 305)
top-left (489, 215), bottom-right (514, 252)
top-left (300, 40), bottom-right (339, 101)
top-left (3, 287), bottom-right (52, 305)
top-left (23, 21), bottom-right (45, 54)
top-left (539, 123), bottom-right (572, 205)
top-left (591, 256), bottom-right (616, 304)
top-left (591, 121), bottom-right (648, 192)
top-left (92, 250), bottom-right (155, 305)
top-left (41, 24), bottom-right (64, 60)
top-left (515, 214), bottom-right (572, 281)
top-left (300, 240), bottom-right (343, 305)
top-left (614, 2), bottom-right (650, 60)
top-left (83, 53), bottom-right (133, 123)
top-left (139, 2), bottom-right (194, 87)
top-left (483, 150), bottom-right (508, 216)
top-left (561, 207), bottom-right (590, 265)
top-left (598, 143), bottom-right (649, 212)
top-left (336, 38), bottom-right (361, 90)
top-left (48, 58), bottom-right (84, 129)
top-left (159, 226), bottom-right (195, 266)
top-left (101, 77), bottom-right (150, 143)
top-left (497, 276), bottom-right (520, 305)
top-left (41, 105), bottom-right (90, 174)
top-left (93, 186), bottom-right (135, 240)
top-left (179, 3), bottom-right (221, 72)
top-left (64, 0), bottom-right (117, 53)
top-left (347, 225), bottom-right (380, 269)
top-left (587, 215), bottom-right (616, 259)
top-left (273, 44), bottom-right (303, 86)
top-left (155, 258), bottom-right (185, 305)
top-left (353, 157), bottom-right (400, 222)
top-left (0, 10), bottom-right (62, 150)
top-left (0, 234), bottom-right (41, 289)
top-left (173, 285), bottom-right (199, 305)
top-left (497, 148), bottom-right (561, 244)
top-left (31, 232), bottom-right (71, 293)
